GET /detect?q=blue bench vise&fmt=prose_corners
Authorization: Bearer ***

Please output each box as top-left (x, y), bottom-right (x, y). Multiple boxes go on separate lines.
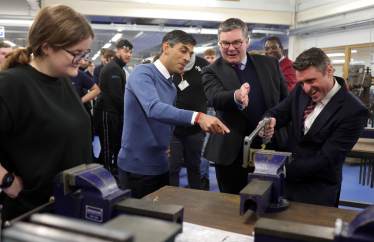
top-left (240, 117), bottom-right (292, 216)
top-left (53, 164), bottom-right (184, 225)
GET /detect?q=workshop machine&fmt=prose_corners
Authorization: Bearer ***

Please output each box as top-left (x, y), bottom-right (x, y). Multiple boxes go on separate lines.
top-left (348, 65), bottom-right (372, 107)
top-left (2, 164), bottom-right (184, 242)
top-left (240, 117), bottom-right (291, 216)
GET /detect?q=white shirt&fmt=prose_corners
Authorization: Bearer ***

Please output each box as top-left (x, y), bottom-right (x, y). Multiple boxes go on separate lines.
top-left (154, 60), bottom-right (197, 125)
top-left (304, 78), bottom-right (341, 135)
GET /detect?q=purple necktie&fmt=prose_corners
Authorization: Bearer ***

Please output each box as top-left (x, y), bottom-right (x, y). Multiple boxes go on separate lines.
top-left (235, 63), bottom-right (243, 70)
top-left (302, 100), bottom-right (317, 134)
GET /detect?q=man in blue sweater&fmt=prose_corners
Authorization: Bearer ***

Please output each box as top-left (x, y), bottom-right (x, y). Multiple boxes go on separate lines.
top-left (118, 30), bottom-right (230, 199)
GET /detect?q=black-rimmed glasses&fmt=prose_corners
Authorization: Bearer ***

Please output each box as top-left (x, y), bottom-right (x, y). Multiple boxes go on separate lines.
top-left (219, 40), bottom-right (244, 50)
top-left (263, 44), bottom-right (280, 52)
top-left (63, 49), bottom-right (91, 64)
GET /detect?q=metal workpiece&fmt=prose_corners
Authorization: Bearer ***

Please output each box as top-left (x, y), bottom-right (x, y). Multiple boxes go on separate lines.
top-left (254, 205), bottom-right (374, 242)
top-left (240, 150), bottom-right (291, 216)
top-left (2, 220), bottom-right (128, 242)
top-left (105, 214), bottom-right (182, 242)
top-left (239, 179), bottom-right (273, 216)
top-left (254, 218), bottom-right (335, 242)
top-left (243, 116), bottom-right (272, 168)
top-left (334, 205), bottom-right (374, 242)
top-left (29, 213), bottom-right (132, 242)
top-left (115, 198), bottom-right (184, 224)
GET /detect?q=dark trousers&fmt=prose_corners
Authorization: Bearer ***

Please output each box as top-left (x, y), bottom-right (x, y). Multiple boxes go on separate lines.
top-left (169, 130), bottom-right (205, 189)
top-left (118, 168), bottom-right (170, 199)
top-left (93, 108), bottom-right (123, 172)
top-left (215, 147), bottom-right (254, 195)
top-left (85, 109), bottom-right (94, 141)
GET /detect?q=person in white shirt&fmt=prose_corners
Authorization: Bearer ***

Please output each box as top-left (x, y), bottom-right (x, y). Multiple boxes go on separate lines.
top-left (260, 47), bottom-right (369, 207)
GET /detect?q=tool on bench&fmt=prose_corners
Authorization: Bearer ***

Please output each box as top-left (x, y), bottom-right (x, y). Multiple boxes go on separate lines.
top-left (240, 117), bottom-right (291, 216)
top-left (254, 204), bottom-right (374, 242)
top-left (3, 164), bottom-right (184, 242)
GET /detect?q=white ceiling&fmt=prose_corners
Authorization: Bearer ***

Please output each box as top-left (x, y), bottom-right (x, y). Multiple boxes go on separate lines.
top-left (5, 0), bottom-right (363, 65)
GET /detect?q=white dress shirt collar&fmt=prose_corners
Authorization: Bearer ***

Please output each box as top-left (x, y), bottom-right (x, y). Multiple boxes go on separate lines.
top-left (279, 56), bottom-right (285, 62)
top-left (320, 78), bottom-right (341, 106)
top-left (154, 59), bottom-right (172, 80)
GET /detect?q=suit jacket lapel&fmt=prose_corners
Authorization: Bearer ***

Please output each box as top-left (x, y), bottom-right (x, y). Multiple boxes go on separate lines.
top-left (249, 54), bottom-right (272, 109)
top-left (217, 58), bottom-right (242, 91)
top-left (301, 81), bottom-right (346, 140)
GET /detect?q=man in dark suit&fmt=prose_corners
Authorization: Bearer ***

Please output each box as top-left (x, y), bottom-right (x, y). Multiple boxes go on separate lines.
top-left (261, 47), bottom-right (369, 207)
top-left (201, 18), bottom-right (289, 195)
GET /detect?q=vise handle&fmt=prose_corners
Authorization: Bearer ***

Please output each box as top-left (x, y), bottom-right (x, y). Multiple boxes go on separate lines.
top-left (243, 117), bottom-right (272, 168)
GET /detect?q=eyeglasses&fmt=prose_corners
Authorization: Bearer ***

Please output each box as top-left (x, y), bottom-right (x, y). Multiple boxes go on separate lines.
top-left (219, 40), bottom-right (244, 50)
top-left (263, 44), bottom-right (280, 52)
top-left (63, 49), bottom-right (91, 64)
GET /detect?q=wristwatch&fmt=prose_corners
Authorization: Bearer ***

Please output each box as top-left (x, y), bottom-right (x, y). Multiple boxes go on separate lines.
top-left (0, 172), bottom-right (15, 189)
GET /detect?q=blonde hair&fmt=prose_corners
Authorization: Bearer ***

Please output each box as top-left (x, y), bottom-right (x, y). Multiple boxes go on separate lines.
top-left (249, 50), bottom-right (260, 55)
top-left (204, 48), bottom-right (216, 56)
top-left (1, 4), bottom-right (94, 71)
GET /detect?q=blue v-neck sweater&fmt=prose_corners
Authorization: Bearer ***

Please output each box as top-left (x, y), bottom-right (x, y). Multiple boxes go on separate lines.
top-left (118, 64), bottom-right (194, 175)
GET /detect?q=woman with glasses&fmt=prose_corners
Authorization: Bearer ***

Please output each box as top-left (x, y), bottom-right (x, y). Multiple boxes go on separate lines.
top-left (0, 4), bottom-right (94, 222)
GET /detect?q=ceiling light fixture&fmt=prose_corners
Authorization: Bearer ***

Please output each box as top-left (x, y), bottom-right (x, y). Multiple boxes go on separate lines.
top-left (0, 19), bottom-right (33, 26)
top-left (326, 53), bottom-right (345, 57)
top-left (102, 43), bottom-right (112, 48)
top-left (111, 33), bottom-right (122, 42)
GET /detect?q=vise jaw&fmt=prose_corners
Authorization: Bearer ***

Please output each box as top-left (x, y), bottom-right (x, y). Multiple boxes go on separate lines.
top-left (53, 164), bottom-right (131, 223)
top-left (253, 205), bottom-right (374, 242)
top-left (53, 164), bottom-right (184, 226)
top-left (240, 150), bottom-right (291, 216)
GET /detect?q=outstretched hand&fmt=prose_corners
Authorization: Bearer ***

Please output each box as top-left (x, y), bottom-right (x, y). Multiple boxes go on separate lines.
top-left (235, 83), bottom-right (250, 107)
top-left (197, 113), bottom-right (230, 135)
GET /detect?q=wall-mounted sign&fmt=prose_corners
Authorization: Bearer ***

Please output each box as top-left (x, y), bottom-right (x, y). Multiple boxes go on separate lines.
top-left (0, 26), bottom-right (4, 38)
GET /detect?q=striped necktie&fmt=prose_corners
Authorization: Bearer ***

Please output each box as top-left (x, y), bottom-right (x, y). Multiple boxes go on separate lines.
top-left (302, 100), bottom-right (317, 134)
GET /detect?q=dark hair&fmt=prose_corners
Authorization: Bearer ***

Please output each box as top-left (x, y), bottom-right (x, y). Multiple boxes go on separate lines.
top-left (160, 30), bottom-right (196, 54)
top-left (104, 49), bottom-right (116, 59)
top-left (265, 36), bottom-right (282, 47)
top-left (218, 18), bottom-right (248, 41)
top-left (204, 48), bottom-right (216, 56)
top-left (153, 53), bottom-right (161, 62)
top-left (141, 59), bottom-right (151, 64)
top-left (1, 4), bottom-right (94, 71)
top-left (100, 48), bottom-right (108, 56)
top-left (0, 42), bottom-right (12, 49)
top-left (116, 39), bottom-right (133, 50)
top-left (292, 47), bottom-right (331, 75)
